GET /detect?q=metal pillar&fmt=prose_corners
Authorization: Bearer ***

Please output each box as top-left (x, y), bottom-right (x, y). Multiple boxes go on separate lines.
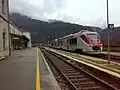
top-left (7, 0), bottom-right (11, 56)
top-left (107, 0), bottom-right (110, 64)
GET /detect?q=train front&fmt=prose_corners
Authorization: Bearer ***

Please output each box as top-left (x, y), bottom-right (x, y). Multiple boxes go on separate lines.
top-left (83, 33), bottom-right (103, 54)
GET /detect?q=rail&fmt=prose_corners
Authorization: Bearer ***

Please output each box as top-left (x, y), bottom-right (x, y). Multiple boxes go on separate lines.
top-left (41, 48), bottom-right (120, 90)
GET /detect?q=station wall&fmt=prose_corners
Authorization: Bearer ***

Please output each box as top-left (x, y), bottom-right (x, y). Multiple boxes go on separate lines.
top-left (10, 23), bottom-right (22, 36)
top-left (0, 0), bottom-right (9, 57)
top-left (0, 0), bottom-right (31, 57)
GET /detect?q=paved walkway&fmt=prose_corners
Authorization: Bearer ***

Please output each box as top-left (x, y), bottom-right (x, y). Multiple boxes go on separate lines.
top-left (0, 48), bottom-right (60, 90)
top-left (39, 49), bottom-right (60, 90)
top-left (0, 48), bottom-right (37, 90)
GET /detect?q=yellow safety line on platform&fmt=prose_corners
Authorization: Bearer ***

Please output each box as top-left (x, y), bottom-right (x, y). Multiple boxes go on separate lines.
top-left (36, 48), bottom-right (40, 90)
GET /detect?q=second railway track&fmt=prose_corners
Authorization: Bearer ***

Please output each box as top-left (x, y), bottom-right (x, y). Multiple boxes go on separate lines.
top-left (41, 48), bottom-right (120, 90)
top-left (84, 53), bottom-right (120, 62)
top-left (53, 48), bottom-right (120, 62)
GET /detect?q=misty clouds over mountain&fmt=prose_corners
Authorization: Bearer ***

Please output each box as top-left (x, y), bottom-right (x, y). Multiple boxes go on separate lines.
top-left (10, 13), bottom-right (120, 46)
top-left (10, 13), bottom-right (102, 44)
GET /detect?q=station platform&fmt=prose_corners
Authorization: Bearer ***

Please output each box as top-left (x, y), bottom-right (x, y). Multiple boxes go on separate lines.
top-left (102, 51), bottom-right (120, 56)
top-left (0, 48), bottom-right (60, 90)
top-left (45, 47), bottom-right (120, 78)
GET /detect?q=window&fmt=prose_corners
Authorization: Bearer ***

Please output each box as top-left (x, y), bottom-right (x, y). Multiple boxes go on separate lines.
top-left (2, 0), bottom-right (5, 14)
top-left (80, 35), bottom-right (86, 41)
top-left (87, 34), bottom-right (100, 40)
top-left (80, 35), bottom-right (90, 44)
top-left (70, 38), bottom-right (77, 45)
top-left (3, 31), bottom-right (6, 50)
top-left (59, 41), bottom-right (63, 46)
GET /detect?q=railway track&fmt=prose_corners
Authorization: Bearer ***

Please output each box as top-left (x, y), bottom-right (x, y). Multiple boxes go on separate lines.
top-left (57, 48), bottom-right (120, 62)
top-left (41, 48), bottom-right (120, 90)
top-left (85, 53), bottom-right (120, 63)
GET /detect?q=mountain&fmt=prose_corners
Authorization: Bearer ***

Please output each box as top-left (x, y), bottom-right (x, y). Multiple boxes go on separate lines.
top-left (100, 27), bottom-right (120, 46)
top-left (10, 13), bottom-right (102, 44)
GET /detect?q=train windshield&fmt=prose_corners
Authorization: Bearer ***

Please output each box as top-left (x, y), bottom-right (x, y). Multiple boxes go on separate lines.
top-left (87, 34), bottom-right (100, 40)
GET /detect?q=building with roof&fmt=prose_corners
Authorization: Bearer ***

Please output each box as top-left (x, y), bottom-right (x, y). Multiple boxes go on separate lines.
top-left (0, 0), bottom-right (9, 57)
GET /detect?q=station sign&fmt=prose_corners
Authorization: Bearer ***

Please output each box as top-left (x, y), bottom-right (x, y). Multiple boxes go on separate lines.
top-left (108, 24), bottom-right (114, 29)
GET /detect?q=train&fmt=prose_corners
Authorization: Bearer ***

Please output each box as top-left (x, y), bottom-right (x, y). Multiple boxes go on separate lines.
top-left (50, 30), bottom-right (103, 54)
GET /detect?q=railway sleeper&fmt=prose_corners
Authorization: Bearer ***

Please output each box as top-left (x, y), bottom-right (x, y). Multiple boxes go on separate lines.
top-left (70, 78), bottom-right (91, 82)
top-left (62, 69), bottom-right (77, 73)
top-left (71, 79), bottom-right (92, 83)
top-left (67, 75), bottom-right (85, 79)
top-left (74, 81), bottom-right (95, 86)
top-left (63, 69), bottom-right (74, 71)
top-left (77, 86), bottom-right (102, 90)
top-left (75, 82), bottom-right (101, 88)
top-left (64, 72), bottom-right (81, 76)
top-left (63, 70), bottom-right (79, 73)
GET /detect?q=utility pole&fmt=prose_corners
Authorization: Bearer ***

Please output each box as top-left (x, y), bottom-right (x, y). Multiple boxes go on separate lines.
top-left (107, 0), bottom-right (110, 64)
top-left (7, 0), bottom-right (11, 56)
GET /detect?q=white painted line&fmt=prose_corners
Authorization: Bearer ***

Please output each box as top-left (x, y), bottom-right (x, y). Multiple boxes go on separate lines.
top-left (39, 49), bottom-right (61, 90)
top-left (40, 50), bottom-right (52, 73)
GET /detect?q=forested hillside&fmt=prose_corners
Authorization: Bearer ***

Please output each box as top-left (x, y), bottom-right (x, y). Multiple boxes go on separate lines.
top-left (10, 13), bottom-right (102, 44)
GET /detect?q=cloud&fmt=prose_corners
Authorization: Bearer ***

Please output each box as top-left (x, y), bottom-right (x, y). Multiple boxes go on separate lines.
top-left (9, 0), bottom-right (120, 28)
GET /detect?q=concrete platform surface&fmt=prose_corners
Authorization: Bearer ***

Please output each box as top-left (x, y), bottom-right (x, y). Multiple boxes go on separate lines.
top-left (39, 49), bottom-right (61, 90)
top-left (0, 48), bottom-right (60, 90)
top-left (0, 48), bottom-right (37, 90)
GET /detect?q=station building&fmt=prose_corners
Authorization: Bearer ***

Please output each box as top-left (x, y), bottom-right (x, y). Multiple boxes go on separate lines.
top-left (9, 22), bottom-right (22, 50)
top-left (23, 32), bottom-right (32, 48)
top-left (0, 0), bottom-right (9, 57)
top-left (0, 0), bottom-right (31, 57)
top-left (9, 23), bottom-right (31, 50)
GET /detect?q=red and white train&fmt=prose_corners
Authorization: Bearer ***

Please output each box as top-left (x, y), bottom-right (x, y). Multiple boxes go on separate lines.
top-left (50, 30), bottom-right (103, 54)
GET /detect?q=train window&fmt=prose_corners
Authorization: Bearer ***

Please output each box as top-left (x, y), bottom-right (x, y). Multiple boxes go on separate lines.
top-left (80, 35), bottom-right (86, 41)
top-left (80, 35), bottom-right (90, 44)
top-left (87, 34), bottom-right (99, 40)
top-left (61, 41), bottom-right (63, 45)
top-left (58, 41), bottom-right (62, 46)
top-left (70, 38), bottom-right (77, 45)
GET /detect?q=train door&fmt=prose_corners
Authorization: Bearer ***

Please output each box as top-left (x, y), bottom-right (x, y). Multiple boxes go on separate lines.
top-left (67, 39), bottom-right (69, 50)
top-left (64, 39), bottom-right (67, 50)
top-left (69, 38), bottom-right (77, 51)
top-left (78, 36), bottom-right (83, 49)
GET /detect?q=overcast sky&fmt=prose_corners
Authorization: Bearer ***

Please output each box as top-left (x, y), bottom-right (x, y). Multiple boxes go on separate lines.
top-left (9, 0), bottom-right (120, 28)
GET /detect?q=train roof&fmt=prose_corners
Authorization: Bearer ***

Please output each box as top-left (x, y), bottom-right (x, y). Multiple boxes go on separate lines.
top-left (58, 34), bottom-right (73, 41)
top-left (74, 30), bottom-right (98, 35)
top-left (57, 30), bottom-right (98, 41)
